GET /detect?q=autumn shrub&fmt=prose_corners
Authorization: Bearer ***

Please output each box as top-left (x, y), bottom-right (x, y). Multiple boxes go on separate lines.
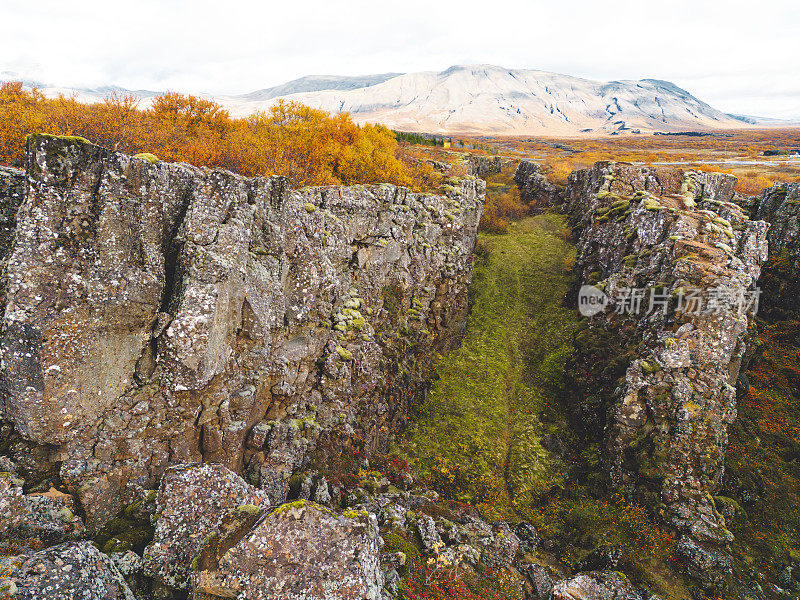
top-left (480, 169), bottom-right (529, 233)
top-left (0, 82), bottom-right (421, 190)
top-left (526, 490), bottom-right (676, 567)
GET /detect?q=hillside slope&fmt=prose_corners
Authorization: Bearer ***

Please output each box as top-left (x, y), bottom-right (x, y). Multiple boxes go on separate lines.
top-left (237, 64), bottom-right (752, 135)
top-left (9, 64), bottom-right (766, 136)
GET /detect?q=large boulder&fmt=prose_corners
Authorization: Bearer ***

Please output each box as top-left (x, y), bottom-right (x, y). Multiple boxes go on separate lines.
top-left (0, 473), bottom-right (84, 551)
top-left (481, 521), bottom-right (521, 570)
top-left (0, 541), bottom-right (135, 600)
top-left (142, 463), bottom-right (269, 590)
top-left (551, 570), bottom-right (642, 600)
top-left (192, 500), bottom-right (383, 600)
top-left (675, 535), bottom-right (733, 594)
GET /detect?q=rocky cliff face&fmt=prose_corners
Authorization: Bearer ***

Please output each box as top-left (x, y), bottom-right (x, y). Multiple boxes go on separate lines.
top-left (466, 155), bottom-right (502, 179)
top-left (513, 160), bottom-right (562, 209)
top-left (564, 163), bottom-right (768, 593)
top-left (751, 182), bottom-right (800, 317)
top-left (0, 166), bottom-right (25, 306)
top-left (0, 135), bottom-right (483, 539)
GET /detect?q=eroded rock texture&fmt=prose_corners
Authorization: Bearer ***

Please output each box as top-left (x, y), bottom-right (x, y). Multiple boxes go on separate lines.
top-left (0, 166), bottom-right (25, 306)
top-left (565, 163), bottom-right (767, 555)
top-left (0, 541), bottom-right (136, 600)
top-left (751, 182), bottom-right (800, 317)
top-left (0, 135), bottom-right (483, 537)
top-left (754, 183), bottom-right (800, 266)
top-left (513, 160), bottom-right (562, 209)
top-left (193, 501), bottom-right (383, 600)
top-left (466, 155), bottom-right (502, 179)
top-left (142, 463), bottom-right (270, 590)
top-left (550, 570), bottom-right (642, 600)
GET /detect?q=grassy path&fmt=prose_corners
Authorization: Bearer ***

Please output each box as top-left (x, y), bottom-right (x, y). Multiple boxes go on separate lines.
top-left (399, 214), bottom-right (579, 519)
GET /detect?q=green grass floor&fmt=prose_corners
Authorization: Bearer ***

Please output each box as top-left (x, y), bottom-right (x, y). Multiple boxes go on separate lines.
top-left (399, 214), bottom-right (579, 519)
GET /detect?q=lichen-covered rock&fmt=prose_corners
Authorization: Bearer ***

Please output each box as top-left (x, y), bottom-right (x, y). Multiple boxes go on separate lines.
top-left (574, 544), bottom-right (624, 573)
top-left (0, 166), bottom-right (25, 307)
top-left (514, 160), bottom-right (561, 209)
top-left (142, 463), bottom-right (269, 590)
top-left (753, 182), bottom-right (800, 269)
top-left (675, 535), bottom-right (732, 594)
top-left (0, 541), bottom-right (135, 600)
top-left (0, 474), bottom-right (26, 537)
top-left (467, 155), bottom-right (502, 179)
top-left (504, 521), bottom-right (540, 554)
top-left (566, 163), bottom-right (767, 553)
top-left (480, 521), bottom-right (521, 570)
top-left (0, 135), bottom-right (483, 534)
top-left (15, 490), bottom-right (84, 547)
top-left (750, 182), bottom-right (800, 317)
top-left (192, 500), bottom-right (383, 600)
top-left (0, 475), bottom-right (84, 551)
top-left (550, 570), bottom-right (642, 600)
top-left (519, 563), bottom-right (560, 599)
top-left (414, 513), bottom-right (441, 553)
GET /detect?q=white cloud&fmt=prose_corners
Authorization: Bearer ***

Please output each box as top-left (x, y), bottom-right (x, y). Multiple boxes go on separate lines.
top-left (1, 0), bottom-right (798, 118)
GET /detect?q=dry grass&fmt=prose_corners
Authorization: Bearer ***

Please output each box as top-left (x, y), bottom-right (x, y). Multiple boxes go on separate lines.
top-left (478, 129), bottom-right (800, 194)
top-left (407, 129), bottom-right (800, 195)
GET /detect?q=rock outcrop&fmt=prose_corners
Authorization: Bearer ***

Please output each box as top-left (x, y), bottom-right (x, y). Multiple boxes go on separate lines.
top-left (466, 155), bottom-right (502, 179)
top-left (513, 160), bottom-right (562, 209)
top-left (0, 166), bottom-right (25, 307)
top-left (750, 182), bottom-right (800, 317)
top-left (142, 463), bottom-right (270, 589)
top-left (550, 571), bottom-right (642, 600)
top-left (0, 541), bottom-right (136, 600)
top-left (564, 163), bottom-right (768, 588)
top-left (0, 134), bottom-right (483, 541)
top-left (193, 501), bottom-right (383, 600)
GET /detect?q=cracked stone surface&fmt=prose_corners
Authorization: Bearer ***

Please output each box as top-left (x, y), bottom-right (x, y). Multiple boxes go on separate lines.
top-left (565, 163), bottom-right (767, 551)
top-left (0, 135), bottom-right (483, 536)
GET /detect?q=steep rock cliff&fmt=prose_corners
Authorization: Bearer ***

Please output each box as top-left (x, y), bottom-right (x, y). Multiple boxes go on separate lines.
top-left (0, 135), bottom-right (483, 534)
top-left (564, 163), bottom-right (768, 591)
top-left (513, 159), bottom-right (562, 209)
top-left (466, 155), bottom-right (502, 179)
top-left (752, 182), bottom-right (800, 317)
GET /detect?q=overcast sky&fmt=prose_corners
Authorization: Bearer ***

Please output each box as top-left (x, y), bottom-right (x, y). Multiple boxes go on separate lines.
top-left (2, 0), bottom-right (798, 119)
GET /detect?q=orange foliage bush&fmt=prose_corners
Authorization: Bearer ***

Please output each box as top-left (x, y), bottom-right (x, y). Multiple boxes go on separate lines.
top-left (0, 82), bottom-right (419, 189)
top-left (480, 168), bottom-right (530, 233)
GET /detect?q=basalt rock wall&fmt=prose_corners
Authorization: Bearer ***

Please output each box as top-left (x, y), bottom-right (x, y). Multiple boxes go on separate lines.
top-left (564, 163), bottom-right (768, 589)
top-left (750, 182), bottom-right (800, 318)
top-left (0, 135), bottom-right (483, 533)
top-left (513, 159), bottom-right (562, 209)
top-left (466, 154), bottom-right (502, 179)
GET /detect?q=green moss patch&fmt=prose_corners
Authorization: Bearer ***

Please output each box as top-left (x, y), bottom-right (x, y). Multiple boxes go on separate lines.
top-left (132, 152), bottom-right (159, 164)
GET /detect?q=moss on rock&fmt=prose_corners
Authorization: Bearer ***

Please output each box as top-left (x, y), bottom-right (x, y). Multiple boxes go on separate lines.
top-left (132, 152), bottom-right (159, 164)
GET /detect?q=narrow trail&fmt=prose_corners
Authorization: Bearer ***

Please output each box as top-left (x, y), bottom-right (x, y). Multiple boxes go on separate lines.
top-left (400, 214), bottom-right (579, 519)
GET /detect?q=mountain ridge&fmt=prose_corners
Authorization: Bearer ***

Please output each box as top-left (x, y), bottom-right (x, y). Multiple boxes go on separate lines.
top-left (4, 64), bottom-right (788, 135)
